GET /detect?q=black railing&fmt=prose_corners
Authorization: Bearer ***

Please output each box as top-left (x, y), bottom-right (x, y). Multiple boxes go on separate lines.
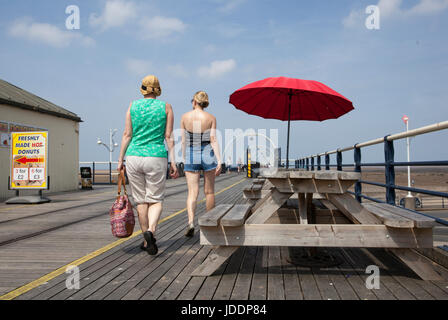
top-left (296, 120), bottom-right (448, 226)
top-left (79, 161), bottom-right (187, 185)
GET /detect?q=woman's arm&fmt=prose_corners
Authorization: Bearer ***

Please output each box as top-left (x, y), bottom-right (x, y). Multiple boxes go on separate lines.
top-left (117, 103), bottom-right (133, 171)
top-left (165, 103), bottom-right (178, 178)
top-left (210, 117), bottom-right (222, 176)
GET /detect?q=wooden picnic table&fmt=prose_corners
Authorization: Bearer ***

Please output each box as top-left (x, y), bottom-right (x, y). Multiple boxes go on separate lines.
top-left (192, 169), bottom-right (442, 281)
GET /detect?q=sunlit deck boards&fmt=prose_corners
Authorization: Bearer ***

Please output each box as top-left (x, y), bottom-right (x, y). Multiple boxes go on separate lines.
top-left (0, 174), bottom-right (245, 298)
top-left (1, 174), bottom-right (448, 300)
top-left (17, 243), bottom-right (448, 300)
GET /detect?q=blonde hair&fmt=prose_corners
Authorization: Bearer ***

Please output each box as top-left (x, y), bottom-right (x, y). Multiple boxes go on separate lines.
top-left (193, 91), bottom-right (209, 108)
top-left (140, 75), bottom-right (162, 97)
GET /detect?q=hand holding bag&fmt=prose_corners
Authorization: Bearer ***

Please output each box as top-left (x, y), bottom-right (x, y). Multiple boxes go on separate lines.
top-left (109, 168), bottom-right (135, 238)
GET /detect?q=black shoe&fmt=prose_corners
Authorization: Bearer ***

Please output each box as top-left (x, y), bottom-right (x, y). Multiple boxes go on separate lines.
top-left (140, 241), bottom-right (146, 251)
top-left (143, 231), bottom-right (158, 255)
top-left (185, 225), bottom-right (195, 238)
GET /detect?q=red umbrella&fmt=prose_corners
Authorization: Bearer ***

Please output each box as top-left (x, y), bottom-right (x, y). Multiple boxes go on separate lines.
top-left (229, 77), bottom-right (354, 168)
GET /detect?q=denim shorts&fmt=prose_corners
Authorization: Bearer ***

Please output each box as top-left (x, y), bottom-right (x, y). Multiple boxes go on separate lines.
top-left (184, 144), bottom-right (217, 172)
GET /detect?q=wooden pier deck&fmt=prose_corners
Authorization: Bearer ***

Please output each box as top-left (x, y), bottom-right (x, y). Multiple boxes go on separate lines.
top-left (0, 173), bottom-right (448, 300)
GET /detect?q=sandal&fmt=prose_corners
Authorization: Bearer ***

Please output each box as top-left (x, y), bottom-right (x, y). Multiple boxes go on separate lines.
top-left (185, 225), bottom-right (195, 238)
top-left (143, 231), bottom-right (158, 255)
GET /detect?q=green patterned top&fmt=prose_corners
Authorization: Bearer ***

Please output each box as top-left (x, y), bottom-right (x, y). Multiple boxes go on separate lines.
top-left (126, 98), bottom-right (168, 158)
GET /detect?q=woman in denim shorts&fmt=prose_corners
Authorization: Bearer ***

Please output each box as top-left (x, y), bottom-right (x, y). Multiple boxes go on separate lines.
top-left (181, 91), bottom-right (222, 237)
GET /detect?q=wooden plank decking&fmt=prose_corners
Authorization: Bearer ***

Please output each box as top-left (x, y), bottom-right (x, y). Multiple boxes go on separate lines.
top-left (1, 173), bottom-right (448, 300)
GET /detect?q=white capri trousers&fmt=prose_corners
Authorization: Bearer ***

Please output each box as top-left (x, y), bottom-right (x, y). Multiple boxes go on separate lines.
top-left (126, 156), bottom-right (168, 204)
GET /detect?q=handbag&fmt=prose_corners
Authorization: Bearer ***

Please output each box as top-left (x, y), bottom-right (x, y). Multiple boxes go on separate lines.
top-left (109, 167), bottom-right (135, 238)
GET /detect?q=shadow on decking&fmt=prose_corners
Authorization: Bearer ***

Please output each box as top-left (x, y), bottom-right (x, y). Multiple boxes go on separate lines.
top-left (211, 246), bottom-right (427, 280)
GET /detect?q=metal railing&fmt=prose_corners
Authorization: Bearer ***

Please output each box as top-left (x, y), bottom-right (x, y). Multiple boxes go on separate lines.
top-left (296, 120), bottom-right (448, 226)
top-left (281, 159), bottom-right (297, 169)
top-left (78, 161), bottom-right (188, 185)
top-left (79, 161), bottom-right (118, 185)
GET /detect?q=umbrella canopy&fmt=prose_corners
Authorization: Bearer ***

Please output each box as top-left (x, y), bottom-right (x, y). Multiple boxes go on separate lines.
top-left (229, 77), bottom-right (354, 167)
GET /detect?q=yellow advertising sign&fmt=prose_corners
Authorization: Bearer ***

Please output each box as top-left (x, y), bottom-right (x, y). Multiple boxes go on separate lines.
top-left (10, 131), bottom-right (48, 189)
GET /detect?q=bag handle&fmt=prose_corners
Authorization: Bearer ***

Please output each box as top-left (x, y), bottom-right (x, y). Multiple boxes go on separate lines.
top-left (117, 167), bottom-right (128, 197)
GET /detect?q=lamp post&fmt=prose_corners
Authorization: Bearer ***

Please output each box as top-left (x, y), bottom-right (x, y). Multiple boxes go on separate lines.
top-left (97, 129), bottom-right (119, 163)
top-left (402, 115), bottom-right (412, 198)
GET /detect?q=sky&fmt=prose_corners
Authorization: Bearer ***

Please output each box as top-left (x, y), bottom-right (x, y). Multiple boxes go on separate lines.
top-left (1, 0), bottom-right (448, 165)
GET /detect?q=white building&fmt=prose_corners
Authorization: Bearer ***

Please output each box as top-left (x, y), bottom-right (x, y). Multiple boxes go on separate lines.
top-left (0, 79), bottom-right (82, 201)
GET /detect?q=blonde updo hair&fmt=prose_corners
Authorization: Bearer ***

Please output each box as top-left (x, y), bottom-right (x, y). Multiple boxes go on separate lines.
top-left (193, 91), bottom-right (209, 108)
top-left (140, 75), bottom-right (162, 97)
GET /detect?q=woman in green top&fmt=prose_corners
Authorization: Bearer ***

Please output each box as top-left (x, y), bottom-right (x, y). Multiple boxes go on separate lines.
top-left (118, 75), bottom-right (178, 255)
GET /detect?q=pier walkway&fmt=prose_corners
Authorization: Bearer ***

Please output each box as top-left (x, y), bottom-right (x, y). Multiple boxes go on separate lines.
top-left (0, 173), bottom-right (447, 300)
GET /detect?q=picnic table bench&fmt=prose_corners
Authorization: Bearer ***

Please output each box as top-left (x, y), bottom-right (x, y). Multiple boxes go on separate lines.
top-left (192, 170), bottom-right (442, 280)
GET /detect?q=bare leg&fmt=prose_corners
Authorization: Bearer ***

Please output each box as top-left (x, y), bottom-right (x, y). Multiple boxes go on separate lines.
top-left (147, 202), bottom-right (163, 235)
top-left (137, 203), bottom-right (149, 245)
top-left (204, 170), bottom-right (216, 212)
top-left (185, 171), bottom-right (200, 225)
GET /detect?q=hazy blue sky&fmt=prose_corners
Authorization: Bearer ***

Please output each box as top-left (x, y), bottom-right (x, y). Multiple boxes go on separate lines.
top-left (1, 0), bottom-right (447, 164)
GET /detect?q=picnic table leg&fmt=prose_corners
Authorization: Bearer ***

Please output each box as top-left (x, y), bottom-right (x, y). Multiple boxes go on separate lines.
top-left (191, 246), bottom-right (239, 277)
top-left (388, 248), bottom-right (444, 281)
top-left (288, 192), bottom-right (342, 267)
top-left (245, 189), bottom-right (293, 225)
top-left (306, 193), bottom-right (315, 224)
top-left (297, 193), bottom-right (308, 224)
top-left (194, 188), bottom-right (291, 277)
top-left (305, 193), bottom-right (318, 256)
top-left (327, 193), bottom-right (442, 280)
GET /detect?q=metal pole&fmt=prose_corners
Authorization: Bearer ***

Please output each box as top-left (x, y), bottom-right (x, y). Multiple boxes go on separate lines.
top-left (286, 91), bottom-right (292, 170)
top-left (109, 129), bottom-right (113, 163)
top-left (406, 121), bottom-right (412, 197)
top-left (354, 147), bottom-right (362, 203)
top-left (384, 136), bottom-right (396, 205)
top-left (109, 161), bottom-right (112, 185)
top-left (337, 151), bottom-right (342, 171)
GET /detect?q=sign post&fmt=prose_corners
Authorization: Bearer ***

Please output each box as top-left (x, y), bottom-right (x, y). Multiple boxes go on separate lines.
top-left (401, 115), bottom-right (415, 210)
top-left (402, 116), bottom-right (412, 198)
top-left (6, 131), bottom-right (50, 204)
top-left (247, 148), bottom-right (252, 178)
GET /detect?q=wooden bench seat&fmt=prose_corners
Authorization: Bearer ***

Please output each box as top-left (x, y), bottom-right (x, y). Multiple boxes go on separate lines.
top-left (198, 204), bottom-right (233, 227)
top-left (374, 203), bottom-right (436, 228)
top-left (221, 204), bottom-right (253, 227)
top-left (363, 202), bottom-right (436, 228)
top-left (253, 179), bottom-right (265, 185)
top-left (363, 203), bottom-right (415, 228)
top-left (243, 183), bottom-right (269, 200)
top-left (243, 184), bottom-right (262, 192)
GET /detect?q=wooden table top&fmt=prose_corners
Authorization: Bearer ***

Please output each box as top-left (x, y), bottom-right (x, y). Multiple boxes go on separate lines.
top-left (259, 169), bottom-right (361, 181)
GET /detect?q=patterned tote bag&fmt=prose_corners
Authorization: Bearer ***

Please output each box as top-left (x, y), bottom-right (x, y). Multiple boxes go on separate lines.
top-left (109, 168), bottom-right (135, 238)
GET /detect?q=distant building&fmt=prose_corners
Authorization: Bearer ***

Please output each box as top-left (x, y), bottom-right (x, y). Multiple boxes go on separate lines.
top-left (0, 79), bottom-right (82, 200)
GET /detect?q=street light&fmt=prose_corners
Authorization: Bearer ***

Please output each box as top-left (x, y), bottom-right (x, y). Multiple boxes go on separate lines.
top-left (97, 129), bottom-right (119, 163)
top-left (402, 115), bottom-right (412, 198)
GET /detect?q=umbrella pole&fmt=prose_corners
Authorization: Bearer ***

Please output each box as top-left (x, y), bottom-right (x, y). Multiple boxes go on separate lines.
top-left (286, 91), bottom-right (292, 169)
